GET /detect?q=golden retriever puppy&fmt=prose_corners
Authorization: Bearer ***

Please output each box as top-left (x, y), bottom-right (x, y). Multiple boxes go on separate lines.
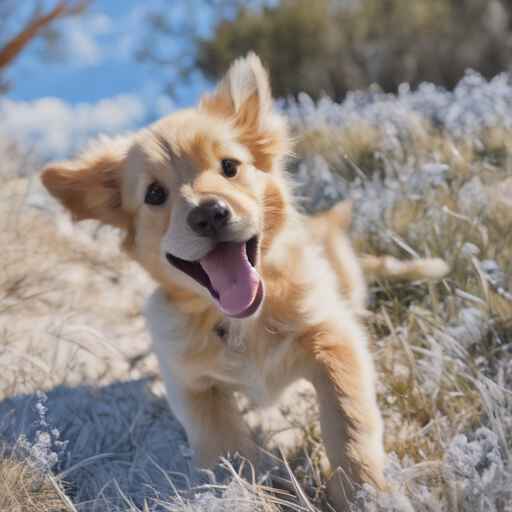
top-left (41, 53), bottom-right (443, 509)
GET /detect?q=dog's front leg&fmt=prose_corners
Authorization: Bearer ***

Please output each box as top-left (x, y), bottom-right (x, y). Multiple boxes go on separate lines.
top-left (304, 323), bottom-right (388, 510)
top-left (158, 361), bottom-right (258, 471)
top-left (184, 384), bottom-right (259, 471)
top-left (146, 292), bottom-right (259, 472)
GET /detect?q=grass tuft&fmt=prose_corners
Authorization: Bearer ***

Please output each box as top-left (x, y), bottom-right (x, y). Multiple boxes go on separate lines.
top-left (0, 442), bottom-right (69, 512)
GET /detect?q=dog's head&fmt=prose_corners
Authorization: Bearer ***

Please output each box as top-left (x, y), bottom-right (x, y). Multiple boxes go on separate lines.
top-left (41, 53), bottom-right (293, 319)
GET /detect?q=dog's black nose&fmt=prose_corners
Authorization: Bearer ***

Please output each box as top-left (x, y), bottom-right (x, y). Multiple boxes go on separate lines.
top-left (187, 199), bottom-right (231, 236)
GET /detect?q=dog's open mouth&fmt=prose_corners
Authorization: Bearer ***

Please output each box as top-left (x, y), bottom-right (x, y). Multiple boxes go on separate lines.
top-left (166, 236), bottom-right (264, 318)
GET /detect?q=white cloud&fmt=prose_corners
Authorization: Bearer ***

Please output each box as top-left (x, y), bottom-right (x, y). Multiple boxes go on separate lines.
top-left (0, 94), bottom-right (149, 158)
top-left (90, 12), bottom-right (112, 34)
top-left (59, 2), bottom-right (168, 67)
top-left (67, 27), bottom-right (102, 66)
top-left (60, 12), bottom-right (114, 67)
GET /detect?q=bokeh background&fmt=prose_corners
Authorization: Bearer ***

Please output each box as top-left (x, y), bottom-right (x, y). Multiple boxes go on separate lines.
top-left (2, 0), bottom-right (512, 158)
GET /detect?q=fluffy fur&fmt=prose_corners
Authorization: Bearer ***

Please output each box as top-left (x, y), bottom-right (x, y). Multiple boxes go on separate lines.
top-left (41, 53), bottom-right (447, 510)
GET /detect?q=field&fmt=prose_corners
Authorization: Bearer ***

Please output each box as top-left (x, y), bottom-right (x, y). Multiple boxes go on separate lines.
top-left (0, 71), bottom-right (511, 511)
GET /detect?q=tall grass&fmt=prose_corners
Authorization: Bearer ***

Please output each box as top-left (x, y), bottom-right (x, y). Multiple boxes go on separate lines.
top-left (0, 71), bottom-right (511, 510)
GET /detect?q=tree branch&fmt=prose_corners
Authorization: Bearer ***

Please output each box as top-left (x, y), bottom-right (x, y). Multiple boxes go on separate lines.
top-left (0, 0), bottom-right (91, 70)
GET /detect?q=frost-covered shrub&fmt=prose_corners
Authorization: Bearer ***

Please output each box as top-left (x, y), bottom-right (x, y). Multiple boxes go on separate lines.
top-left (442, 428), bottom-right (512, 512)
top-left (287, 71), bottom-right (512, 186)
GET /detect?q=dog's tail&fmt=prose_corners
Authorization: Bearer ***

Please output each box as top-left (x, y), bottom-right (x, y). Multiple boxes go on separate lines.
top-left (322, 200), bottom-right (450, 283)
top-left (360, 254), bottom-right (450, 283)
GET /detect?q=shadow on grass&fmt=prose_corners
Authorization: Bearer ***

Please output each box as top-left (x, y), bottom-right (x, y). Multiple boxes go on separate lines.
top-left (0, 379), bottom-right (193, 510)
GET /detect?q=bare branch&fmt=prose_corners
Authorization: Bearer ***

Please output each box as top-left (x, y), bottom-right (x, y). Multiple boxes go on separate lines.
top-left (0, 0), bottom-right (91, 70)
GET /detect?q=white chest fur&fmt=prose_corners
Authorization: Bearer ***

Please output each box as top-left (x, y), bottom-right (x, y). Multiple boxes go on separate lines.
top-left (144, 289), bottom-right (308, 407)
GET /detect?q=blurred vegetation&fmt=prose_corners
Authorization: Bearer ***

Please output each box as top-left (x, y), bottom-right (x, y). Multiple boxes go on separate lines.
top-left (197, 0), bottom-right (512, 99)
top-left (135, 0), bottom-right (253, 97)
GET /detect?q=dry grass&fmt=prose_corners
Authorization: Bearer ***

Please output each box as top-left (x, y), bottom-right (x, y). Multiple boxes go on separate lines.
top-left (0, 170), bottom-right (160, 510)
top-left (0, 73), bottom-right (511, 510)
top-left (286, 73), bottom-right (512, 511)
top-left (0, 443), bottom-right (68, 512)
top-left (0, 175), bottom-right (155, 401)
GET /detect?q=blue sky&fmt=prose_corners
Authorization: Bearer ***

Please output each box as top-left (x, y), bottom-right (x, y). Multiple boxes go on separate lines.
top-left (6, 0), bottom-right (212, 107)
top-left (0, 0), bottom-right (224, 158)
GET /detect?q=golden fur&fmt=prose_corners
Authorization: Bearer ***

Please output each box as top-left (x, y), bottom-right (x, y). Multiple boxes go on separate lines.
top-left (41, 53), bottom-right (448, 509)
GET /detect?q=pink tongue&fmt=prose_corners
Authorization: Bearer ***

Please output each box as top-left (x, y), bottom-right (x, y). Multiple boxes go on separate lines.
top-left (200, 242), bottom-right (263, 318)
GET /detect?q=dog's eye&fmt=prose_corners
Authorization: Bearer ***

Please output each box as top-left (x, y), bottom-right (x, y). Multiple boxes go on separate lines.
top-left (222, 159), bottom-right (240, 178)
top-left (145, 183), bottom-right (167, 206)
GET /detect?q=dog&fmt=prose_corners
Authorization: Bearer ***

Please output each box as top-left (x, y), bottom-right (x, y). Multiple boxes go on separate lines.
top-left (41, 53), bottom-right (448, 509)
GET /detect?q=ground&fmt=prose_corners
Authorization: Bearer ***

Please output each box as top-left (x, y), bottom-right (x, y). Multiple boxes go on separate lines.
top-left (1, 71), bottom-right (511, 511)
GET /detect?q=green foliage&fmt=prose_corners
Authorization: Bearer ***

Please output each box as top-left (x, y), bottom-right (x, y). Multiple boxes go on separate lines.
top-left (197, 0), bottom-right (512, 99)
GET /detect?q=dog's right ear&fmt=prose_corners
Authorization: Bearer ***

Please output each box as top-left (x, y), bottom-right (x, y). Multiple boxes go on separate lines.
top-left (41, 134), bottom-right (132, 228)
top-left (200, 52), bottom-right (293, 172)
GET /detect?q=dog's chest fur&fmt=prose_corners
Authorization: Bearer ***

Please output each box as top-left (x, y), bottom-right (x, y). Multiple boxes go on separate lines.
top-left (145, 289), bottom-right (310, 407)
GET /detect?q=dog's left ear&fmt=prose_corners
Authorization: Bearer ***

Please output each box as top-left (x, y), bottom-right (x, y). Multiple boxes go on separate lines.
top-left (200, 52), bottom-right (293, 172)
top-left (41, 134), bottom-right (132, 228)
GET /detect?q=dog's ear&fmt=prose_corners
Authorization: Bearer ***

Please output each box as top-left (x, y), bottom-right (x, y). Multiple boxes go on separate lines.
top-left (41, 134), bottom-right (132, 228)
top-left (200, 52), bottom-right (293, 172)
